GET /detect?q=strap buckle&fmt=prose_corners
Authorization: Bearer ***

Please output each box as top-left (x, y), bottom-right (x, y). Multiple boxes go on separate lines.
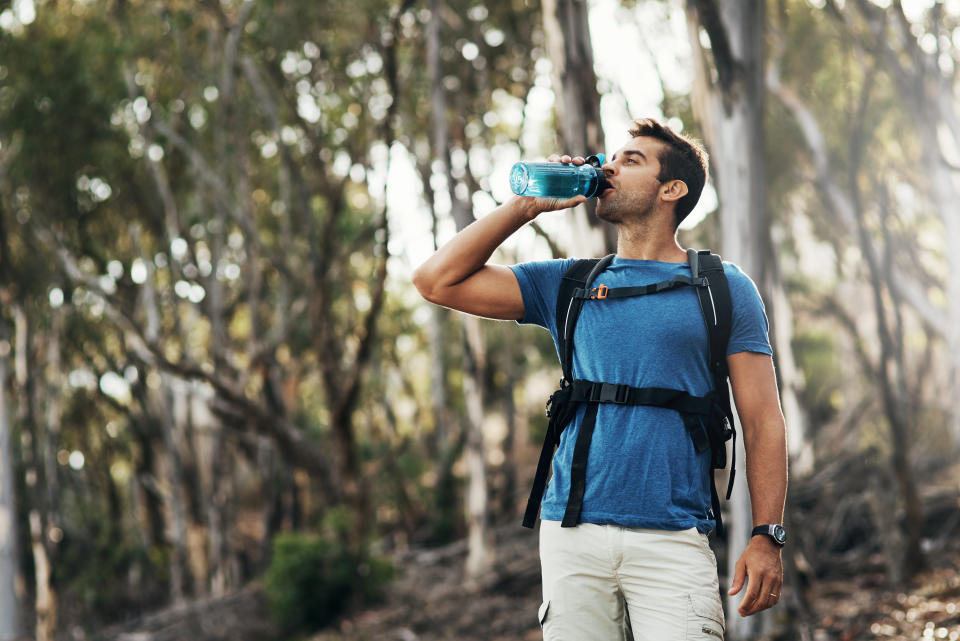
top-left (587, 382), bottom-right (628, 404)
top-left (590, 284), bottom-right (608, 300)
top-left (601, 383), bottom-right (628, 404)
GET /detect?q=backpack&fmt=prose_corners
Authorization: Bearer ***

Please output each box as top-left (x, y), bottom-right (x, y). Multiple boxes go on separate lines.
top-left (521, 249), bottom-right (736, 535)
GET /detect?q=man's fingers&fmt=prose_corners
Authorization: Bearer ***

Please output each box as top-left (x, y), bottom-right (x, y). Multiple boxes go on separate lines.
top-left (732, 542), bottom-right (784, 616)
top-left (545, 154), bottom-right (587, 164)
top-left (737, 569), bottom-right (762, 616)
top-left (547, 195), bottom-right (587, 210)
top-left (739, 590), bottom-right (780, 617)
top-left (737, 573), bottom-right (782, 616)
top-left (727, 559), bottom-right (746, 596)
top-left (525, 194), bottom-right (587, 212)
top-left (560, 195), bottom-right (587, 207)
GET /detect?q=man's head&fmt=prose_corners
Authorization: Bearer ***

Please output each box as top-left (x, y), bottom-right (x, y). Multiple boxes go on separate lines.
top-left (598, 118), bottom-right (708, 229)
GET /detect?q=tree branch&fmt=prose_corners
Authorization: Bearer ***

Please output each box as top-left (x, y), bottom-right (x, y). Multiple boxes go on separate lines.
top-left (38, 227), bottom-right (332, 474)
top-left (767, 59), bottom-right (948, 337)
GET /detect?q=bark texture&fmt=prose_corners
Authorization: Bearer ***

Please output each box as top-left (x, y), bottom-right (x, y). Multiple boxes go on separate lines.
top-left (686, 0), bottom-right (799, 635)
top-left (0, 343), bottom-right (23, 640)
top-left (541, 0), bottom-right (615, 255)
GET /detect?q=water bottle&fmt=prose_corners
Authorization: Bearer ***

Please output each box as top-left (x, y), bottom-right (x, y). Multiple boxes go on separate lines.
top-left (509, 153), bottom-right (611, 199)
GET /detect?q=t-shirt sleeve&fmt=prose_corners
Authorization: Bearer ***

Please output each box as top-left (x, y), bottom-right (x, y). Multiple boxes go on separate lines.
top-left (724, 263), bottom-right (773, 356)
top-left (510, 258), bottom-right (576, 331)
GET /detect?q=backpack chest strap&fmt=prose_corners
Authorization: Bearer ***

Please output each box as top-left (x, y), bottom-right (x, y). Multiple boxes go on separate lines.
top-left (568, 380), bottom-right (716, 416)
top-left (572, 274), bottom-right (708, 301)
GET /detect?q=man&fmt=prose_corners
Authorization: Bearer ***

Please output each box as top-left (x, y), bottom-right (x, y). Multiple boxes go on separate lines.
top-left (413, 117), bottom-right (787, 640)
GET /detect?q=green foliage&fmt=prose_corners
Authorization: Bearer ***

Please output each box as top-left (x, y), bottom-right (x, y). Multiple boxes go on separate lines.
top-left (792, 330), bottom-right (843, 430)
top-left (265, 513), bottom-right (394, 633)
top-left (54, 507), bottom-right (167, 626)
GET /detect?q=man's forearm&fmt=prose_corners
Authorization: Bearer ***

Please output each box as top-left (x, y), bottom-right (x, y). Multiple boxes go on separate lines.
top-left (413, 196), bottom-right (537, 294)
top-left (743, 417), bottom-right (788, 526)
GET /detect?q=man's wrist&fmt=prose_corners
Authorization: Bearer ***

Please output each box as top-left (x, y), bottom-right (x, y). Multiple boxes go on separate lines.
top-left (751, 524), bottom-right (786, 548)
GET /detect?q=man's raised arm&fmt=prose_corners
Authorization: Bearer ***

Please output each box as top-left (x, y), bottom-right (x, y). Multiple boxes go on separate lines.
top-left (412, 191), bottom-right (585, 320)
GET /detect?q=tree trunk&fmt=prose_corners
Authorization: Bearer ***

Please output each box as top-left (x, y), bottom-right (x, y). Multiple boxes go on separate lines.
top-left (541, 0), bottom-right (615, 255)
top-left (500, 353), bottom-right (519, 516)
top-left (426, 0), bottom-right (494, 579)
top-left (853, 174), bottom-right (926, 576)
top-left (14, 305), bottom-right (56, 641)
top-left (0, 332), bottom-right (24, 640)
top-left (461, 315), bottom-right (493, 580)
top-left (161, 378), bottom-right (191, 605)
top-left (685, 0), bottom-right (796, 636)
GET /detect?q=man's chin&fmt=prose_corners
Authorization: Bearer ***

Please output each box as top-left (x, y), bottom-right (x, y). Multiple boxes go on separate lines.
top-left (595, 200), bottom-right (620, 223)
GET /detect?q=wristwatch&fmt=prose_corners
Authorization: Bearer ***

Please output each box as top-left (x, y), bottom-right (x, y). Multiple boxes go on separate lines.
top-left (751, 524), bottom-right (787, 547)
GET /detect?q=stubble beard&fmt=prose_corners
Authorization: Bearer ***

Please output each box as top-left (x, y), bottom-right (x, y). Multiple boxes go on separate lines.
top-left (596, 189), bottom-right (656, 225)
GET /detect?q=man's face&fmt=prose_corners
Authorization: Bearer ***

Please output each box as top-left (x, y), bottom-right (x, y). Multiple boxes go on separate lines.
top-left (595, 136), bottom-right (665, 223)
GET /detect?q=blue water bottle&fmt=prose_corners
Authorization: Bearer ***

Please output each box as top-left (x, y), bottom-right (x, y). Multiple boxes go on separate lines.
top-left (509, 153), bottom-right (611, 198)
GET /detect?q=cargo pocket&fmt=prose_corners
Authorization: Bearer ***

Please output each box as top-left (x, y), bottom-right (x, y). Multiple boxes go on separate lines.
top-left (685, 592), bottom-right (724, 640)
top-left (538, 600), bottom-right (550, 627)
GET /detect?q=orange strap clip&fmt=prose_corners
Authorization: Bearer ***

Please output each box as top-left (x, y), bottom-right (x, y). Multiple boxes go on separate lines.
top-left (590, 284), bottom-right (608, 300)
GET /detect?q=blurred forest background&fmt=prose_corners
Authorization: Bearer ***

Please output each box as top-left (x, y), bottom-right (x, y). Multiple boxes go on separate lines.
top-left (1, 0), bottom-right (960, 639)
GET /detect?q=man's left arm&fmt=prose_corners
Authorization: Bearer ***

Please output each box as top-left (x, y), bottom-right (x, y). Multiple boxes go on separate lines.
top-left (725, 350), bottom-right (788, 617)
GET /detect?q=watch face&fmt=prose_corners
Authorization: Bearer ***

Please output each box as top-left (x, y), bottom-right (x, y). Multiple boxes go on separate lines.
top-left (773, 525), bottom-right (787, 544)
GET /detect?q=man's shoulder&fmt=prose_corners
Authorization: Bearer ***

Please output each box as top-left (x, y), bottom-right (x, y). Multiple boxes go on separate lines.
top-left (720, 261), bottom-right (762, 293)
top-left (512, 257), bottom-right (580, 286)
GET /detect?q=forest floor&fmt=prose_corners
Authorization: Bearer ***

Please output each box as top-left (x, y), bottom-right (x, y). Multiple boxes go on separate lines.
top-left (802, 549), bottom-right (960, 641)
top-left (310, 519), bottom-right (960, 641)
top-left (90, 508), bottom-right (960, 641)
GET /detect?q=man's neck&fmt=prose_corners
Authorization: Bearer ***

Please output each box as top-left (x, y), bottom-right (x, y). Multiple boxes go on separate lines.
top-left (614, 212), bottom-right (686, 263)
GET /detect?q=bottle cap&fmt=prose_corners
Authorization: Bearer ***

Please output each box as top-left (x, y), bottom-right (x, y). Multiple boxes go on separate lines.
top-left (586, 153), bottom-right (605, 167)
top-left (509, 162), bottom-right (529, 195)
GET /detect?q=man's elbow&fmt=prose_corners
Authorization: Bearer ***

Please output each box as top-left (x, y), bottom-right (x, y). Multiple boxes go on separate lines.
top-left (412, 264), bottom-right (442, 304)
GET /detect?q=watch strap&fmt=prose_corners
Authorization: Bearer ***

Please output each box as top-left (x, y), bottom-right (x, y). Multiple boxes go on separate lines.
top-left (751, 524), bottom-right (786, 546)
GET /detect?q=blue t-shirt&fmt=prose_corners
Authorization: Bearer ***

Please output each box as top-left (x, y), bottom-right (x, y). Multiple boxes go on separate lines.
top-left (511, 256), bottom-right (771, 534)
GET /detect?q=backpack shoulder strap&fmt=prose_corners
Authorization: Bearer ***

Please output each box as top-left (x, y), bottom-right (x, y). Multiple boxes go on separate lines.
top-left (556, 255), bottom-right (615, 382)
top-left (689, 249), bottom-right (738, 530)
top-left (687, 249), bottom-right (732, 388)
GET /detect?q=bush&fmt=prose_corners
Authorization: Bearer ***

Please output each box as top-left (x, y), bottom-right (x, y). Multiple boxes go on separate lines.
top-left (265, 527), bottom-right (394, 633)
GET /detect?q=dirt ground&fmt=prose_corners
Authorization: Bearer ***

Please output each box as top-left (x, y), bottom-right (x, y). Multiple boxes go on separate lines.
top-left (312, 522), bottom-right (960, 641)
top-left (89, 519), bottom-right (960, 641)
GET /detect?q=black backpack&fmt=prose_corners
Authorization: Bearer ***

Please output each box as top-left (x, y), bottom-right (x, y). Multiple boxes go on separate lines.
top-left (521, 249), bottom-right (736, 535)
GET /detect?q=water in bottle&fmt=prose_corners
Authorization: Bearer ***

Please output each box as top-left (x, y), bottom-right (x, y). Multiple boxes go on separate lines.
top-left (509, 154), bottom-right (611, 199)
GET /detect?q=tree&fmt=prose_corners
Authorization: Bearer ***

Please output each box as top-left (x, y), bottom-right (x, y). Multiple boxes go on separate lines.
top-left (843, 0), bottom-right (960, 445)
top-left (766, 13), bottom-right (928, 579)
top-left (685, 0), bottom-right (805, 635)
top-left (417, 0), bottom-right (548, 579)
top-left (0, 0), bottom-right (406, 624)
top-left (0, 323), bottom-right (23, 641)
top-left (541, 0), bottom-right (615, 254)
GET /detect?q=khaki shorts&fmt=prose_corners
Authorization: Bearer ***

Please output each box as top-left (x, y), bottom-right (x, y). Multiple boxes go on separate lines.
top-left (538, 520), bottom-right (724, 641)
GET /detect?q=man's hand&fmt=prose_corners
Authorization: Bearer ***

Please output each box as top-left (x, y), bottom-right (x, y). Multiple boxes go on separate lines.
top-left (513, 153), bottom-right (589, 218)
top-left (727, 535), bottom-right (784, 617)
top-left (513, 192), bottom-right (587, 220)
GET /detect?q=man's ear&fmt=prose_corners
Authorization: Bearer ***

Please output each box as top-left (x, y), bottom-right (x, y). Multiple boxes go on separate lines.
top-left (660, 179), bottom-right (689, 203)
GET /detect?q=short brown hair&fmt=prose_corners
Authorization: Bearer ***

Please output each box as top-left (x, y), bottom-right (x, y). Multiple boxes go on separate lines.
top-left (627, 118), bottom-right (708, 228)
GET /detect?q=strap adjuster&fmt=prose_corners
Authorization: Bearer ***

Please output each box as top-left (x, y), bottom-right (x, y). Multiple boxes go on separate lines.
top-left (589, 284), bottom-right (608, 300)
